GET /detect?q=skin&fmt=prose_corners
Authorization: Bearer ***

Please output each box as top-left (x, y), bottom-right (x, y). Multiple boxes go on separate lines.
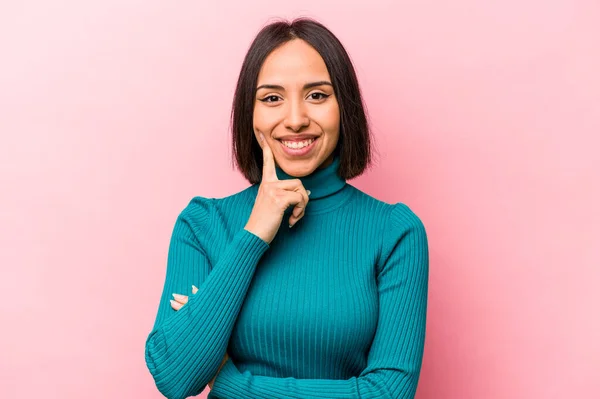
top-left (253, 38), bottom-right (340, 174)
top-left (170, 38), bottom-right (342, 389)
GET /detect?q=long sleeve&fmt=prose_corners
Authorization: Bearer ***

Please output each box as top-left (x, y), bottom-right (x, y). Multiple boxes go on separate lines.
top-left (144, 198), bottom-right (270, 399)
top-left (208, 203), bottom-right (429, 399)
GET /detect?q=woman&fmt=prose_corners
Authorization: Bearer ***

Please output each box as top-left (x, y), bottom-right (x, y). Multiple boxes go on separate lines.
top-left (144, 17), bottom-right (429, 399)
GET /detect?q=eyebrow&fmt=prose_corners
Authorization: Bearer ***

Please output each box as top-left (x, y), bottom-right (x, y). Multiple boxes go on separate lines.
top-left (255, 81), bottom-right (333, 92)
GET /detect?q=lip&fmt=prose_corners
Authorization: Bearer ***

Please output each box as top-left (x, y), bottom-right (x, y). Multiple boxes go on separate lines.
top-left (277, 134), bottom-right (320, 141)
top-left (279, 136), bottom-right (318, 157)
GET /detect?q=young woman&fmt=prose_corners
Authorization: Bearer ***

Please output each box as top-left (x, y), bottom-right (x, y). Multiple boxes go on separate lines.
top-left (144, 17), bottom-right (429, 399)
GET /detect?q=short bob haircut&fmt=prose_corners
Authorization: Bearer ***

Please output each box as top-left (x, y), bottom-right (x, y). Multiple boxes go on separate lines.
top-left (230, 17), bottom-right (375, 184)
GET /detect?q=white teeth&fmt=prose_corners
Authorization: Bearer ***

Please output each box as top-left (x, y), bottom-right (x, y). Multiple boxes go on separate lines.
top-left (281, 138), bottom-right (315, 149)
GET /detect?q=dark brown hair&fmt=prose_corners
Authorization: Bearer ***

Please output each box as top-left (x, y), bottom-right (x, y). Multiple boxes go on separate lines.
top-left (230, 17), bottom-right (376, 184)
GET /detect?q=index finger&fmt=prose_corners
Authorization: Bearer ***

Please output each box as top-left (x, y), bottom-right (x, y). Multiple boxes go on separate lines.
top-left (258, 132), bottom-right (278, 182)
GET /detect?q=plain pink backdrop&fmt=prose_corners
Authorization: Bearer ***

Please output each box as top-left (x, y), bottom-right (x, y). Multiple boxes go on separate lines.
top-left (1, 1), bottom-right (598, 398)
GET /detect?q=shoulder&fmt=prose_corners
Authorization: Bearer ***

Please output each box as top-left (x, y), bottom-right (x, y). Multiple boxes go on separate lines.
top-left (346, 185), bottom-right (426, 228)
top-left (377, 201), bottom-right (429, 273)
top-left (343, 184), bottom-right (428, 255)
top-left (385, 202), bottom-right (428, 253)
top-left (387, 202), bottom-right (427, 235)
top-left (180, 195), bottom-right (212, 218)
top-left (176, 184), bottom-right (257, 234)
top-left (166, 196), bottom-right (214, 249)
top-left (344, 184), bottom-right (396, 218)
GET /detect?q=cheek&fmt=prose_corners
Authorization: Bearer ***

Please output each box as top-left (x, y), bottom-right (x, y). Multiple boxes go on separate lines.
top-left (312, 103), bottom-right (340, 132)
top-left (253, 107), bottom-right (279, 131)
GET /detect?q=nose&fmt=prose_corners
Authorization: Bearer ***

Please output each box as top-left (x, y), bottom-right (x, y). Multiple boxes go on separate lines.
top-left (283, 98), bottom-right (310, 131)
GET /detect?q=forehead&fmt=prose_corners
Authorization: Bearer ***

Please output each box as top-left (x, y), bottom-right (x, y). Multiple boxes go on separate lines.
top-left (257, 39), bottom-right (330, 85)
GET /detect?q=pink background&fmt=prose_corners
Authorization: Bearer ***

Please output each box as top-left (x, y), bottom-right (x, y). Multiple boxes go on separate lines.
top-left (1, 1), bottom-right (599, 398)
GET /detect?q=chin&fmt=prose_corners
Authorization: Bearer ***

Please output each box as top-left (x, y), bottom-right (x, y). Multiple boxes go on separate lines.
top-left (278, 159), bottom-right (317, 177)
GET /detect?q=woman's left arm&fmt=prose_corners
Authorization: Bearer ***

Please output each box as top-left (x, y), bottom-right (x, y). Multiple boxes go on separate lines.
top-left (210, 203), bottom-right (430, 399)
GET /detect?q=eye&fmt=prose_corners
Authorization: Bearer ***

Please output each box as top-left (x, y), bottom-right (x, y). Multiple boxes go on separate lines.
top-left (309, 92), bottom-right (330, 101)
top-left (259, 95), bottom-right (282, 103)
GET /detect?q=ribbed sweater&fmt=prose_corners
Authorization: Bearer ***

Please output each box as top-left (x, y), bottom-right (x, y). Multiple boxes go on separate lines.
top-left (144, 154), bottom-right (429, 399)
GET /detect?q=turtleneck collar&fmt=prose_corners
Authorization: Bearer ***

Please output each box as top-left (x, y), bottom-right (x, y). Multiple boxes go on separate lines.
top-left (276, 154), bottom-right (346, 198)
top-left (255, 153), bottom-right (354, 215)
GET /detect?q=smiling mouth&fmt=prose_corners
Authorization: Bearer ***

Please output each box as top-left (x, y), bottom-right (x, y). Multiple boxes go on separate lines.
top-left (277, 136), bottom-right (319, 156)
top-left (278, 137), bottom-right (318, 148)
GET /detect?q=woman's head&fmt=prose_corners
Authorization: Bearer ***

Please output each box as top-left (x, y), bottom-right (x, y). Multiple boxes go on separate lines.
top-left (231, 17), bottom-right (374, 184)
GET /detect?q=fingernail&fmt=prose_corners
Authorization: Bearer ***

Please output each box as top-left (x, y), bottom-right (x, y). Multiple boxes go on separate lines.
top-left (259, 133), bottom-right (264, 142)
top-left (289, 224), bottom-right (293, 228)
top-left (172, 293), bottom-right (186, 301)
top-left (307, 190), bottom-right (311, 196)
top-left (192, 284), bottom-right (198, 291)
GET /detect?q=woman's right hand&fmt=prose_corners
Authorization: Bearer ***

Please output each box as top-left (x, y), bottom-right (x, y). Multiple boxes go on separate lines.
top-left (244, 132), bottom-right (311, 244)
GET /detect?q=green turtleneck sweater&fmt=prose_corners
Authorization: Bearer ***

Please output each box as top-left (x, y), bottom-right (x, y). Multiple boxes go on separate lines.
top-left (144, 155), bottom-right (429, 399)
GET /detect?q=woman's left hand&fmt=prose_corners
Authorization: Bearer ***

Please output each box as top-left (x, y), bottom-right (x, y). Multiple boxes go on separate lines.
top-left (170, 284), bottom-right (198, 310)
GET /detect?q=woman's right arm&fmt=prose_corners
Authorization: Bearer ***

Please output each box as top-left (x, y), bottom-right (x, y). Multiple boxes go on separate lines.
top-left (144, 198), bottom-right (270, 399)
top-left (146, 132), bottom-right (310, 398)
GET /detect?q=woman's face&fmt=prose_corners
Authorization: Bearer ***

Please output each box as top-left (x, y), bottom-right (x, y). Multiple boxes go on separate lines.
top-left (253, 39), bottom-right (340, 176)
